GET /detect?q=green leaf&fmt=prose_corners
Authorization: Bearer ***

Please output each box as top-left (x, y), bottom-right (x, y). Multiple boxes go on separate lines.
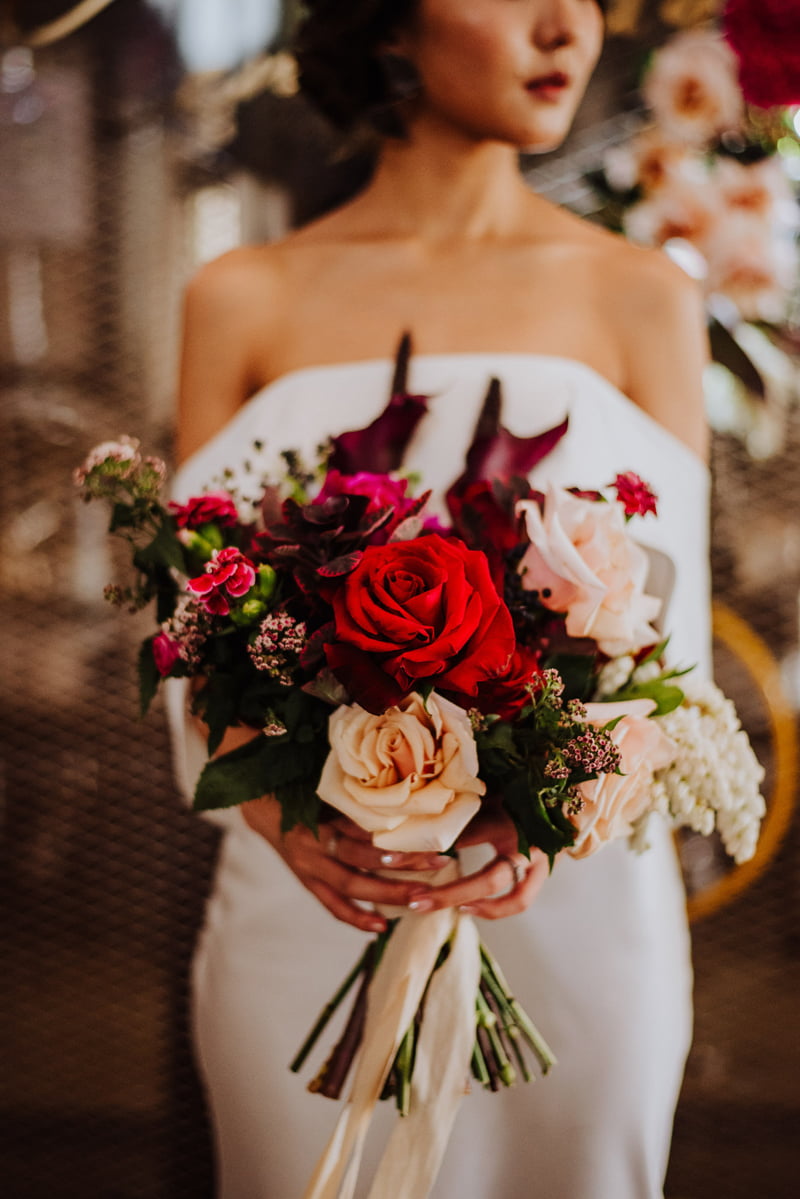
top-left (133, 519), bottom-right (186, 573)
top-left (608, 679), bottom-right (686, 717)
top-left (546, 653), bottom-right (595, 701)
top-left (194, 737), bottom-right (274, 810)
top-left (501, 770), bottom-right (576, 867)
top-left (637, 638), bottom-right (670, 668)
top-left (137, 637), bottom-right (160, 717)
top-left (199, 674), bottom-right (241, 756)
top-left (109, 502), bottom-right (137, 532)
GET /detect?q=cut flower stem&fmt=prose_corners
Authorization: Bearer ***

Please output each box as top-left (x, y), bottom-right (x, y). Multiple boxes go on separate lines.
top-left (291, 922), bottom-right (556, 1109)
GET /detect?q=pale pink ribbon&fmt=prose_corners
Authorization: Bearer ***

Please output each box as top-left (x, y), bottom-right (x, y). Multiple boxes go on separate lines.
top-left (302, 862), bottom-right (480, 1199)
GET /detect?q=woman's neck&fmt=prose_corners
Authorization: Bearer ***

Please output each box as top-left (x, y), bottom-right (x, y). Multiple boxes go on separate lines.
top-left (355, 116), bottom-right (539, 244)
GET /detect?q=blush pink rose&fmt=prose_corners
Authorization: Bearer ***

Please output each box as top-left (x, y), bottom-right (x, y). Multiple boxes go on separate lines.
top-left (568, 699), bottom-right (677, 860)
top-left (317, 691), bottom-right (485, 852)
top-left (516, 485), bottom-right (661, 657)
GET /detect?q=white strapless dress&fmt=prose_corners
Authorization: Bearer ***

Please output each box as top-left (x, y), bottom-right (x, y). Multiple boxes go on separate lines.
top-left (166, 354), bottom-right (711, 1199)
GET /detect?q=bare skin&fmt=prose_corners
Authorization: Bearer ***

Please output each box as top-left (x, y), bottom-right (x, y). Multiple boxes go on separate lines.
top-left (178, 0), bottom-right (709, 934)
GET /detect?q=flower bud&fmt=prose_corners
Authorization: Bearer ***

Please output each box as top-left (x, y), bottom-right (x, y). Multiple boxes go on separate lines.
top-left (257, 564), bottom-right (277, 600)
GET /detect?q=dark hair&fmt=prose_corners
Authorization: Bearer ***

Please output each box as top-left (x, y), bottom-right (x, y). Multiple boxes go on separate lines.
top-left (294, 0), bottom-right (420, 138)
top-left (294, 0), bottom-right (607, 139)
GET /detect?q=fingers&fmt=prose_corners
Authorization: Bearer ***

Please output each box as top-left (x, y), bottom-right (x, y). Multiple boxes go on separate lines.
top-left (459, 855), bottom-right (549, 920)
top-left (303, 878), bottom-right (389, 934)
top-left (420, 852), bottom-right (550, 917)
top-left (326, 818), bottom-right (451, 873)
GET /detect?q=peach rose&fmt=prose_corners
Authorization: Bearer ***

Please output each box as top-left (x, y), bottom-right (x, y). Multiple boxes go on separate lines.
top-left (643, 29), bottom-right (743, 147)
top-left (568, 700), bottom-right (677, 860)
top-left (317, 691), bottom-right (485, 852)
top-left (704, 213), bottom-right (795, 322)
top-left (516, 485), bottom-right (661, 657)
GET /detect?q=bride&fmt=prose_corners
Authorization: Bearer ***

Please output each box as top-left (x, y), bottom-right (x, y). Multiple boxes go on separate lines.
top-left (169, 1), bottom-right (711, 1196)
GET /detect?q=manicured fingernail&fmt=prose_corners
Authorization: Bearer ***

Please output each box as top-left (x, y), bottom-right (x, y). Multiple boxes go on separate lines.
top-left (458, 905), bottom-right (476, 914)
top-left (380, 853), bottom-right (396, 866)
top-left (368, 919), bottom-right (387, 932)
top-left (409, 898), bottom-right (433, 912)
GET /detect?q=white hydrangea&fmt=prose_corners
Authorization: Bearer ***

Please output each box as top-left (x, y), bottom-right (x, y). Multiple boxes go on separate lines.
top-left (645, 677), bottom-right (765, 863)
top-left (594, 654), bottom-right (636, 698)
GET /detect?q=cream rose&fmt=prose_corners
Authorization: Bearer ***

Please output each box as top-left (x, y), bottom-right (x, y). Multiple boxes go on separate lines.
top-left (318, 691), bottom-right (485, 852)
top-left (568, 700), bottom-right (677, 860)
top-left (516, 485), bottom-right (661, 657)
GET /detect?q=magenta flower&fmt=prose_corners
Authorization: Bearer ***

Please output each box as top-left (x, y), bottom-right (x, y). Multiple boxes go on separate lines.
top-left (187, 547), bottom-right (257, 615)
top-left (152, 631), bottom-right (181, 677)
top-left (169, 491), bottom-right (239, 529)
top-left (316, 470), bottom-right (411, 514)
top-left (612, 472), bottom-right (658, 519)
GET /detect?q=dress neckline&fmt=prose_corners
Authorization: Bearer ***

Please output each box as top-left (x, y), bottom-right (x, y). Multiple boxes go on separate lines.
top-left (246, 352), bottom-right (708, 474)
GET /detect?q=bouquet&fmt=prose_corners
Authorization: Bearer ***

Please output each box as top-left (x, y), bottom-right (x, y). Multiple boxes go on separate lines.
top-left (75, 338), bottom-right (764, 1198)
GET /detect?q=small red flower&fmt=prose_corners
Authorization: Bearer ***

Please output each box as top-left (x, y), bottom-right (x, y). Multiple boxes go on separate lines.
top-left (152, 631), bottom-right (181, 677)
top-left (169, 491), bottom-right (239, 529)
top-left (187, 547), bottom-right (256, 616)
top-left (472, 646), bottom-right (544, 721)
top-left (612, 472), bottom-right (658, 519)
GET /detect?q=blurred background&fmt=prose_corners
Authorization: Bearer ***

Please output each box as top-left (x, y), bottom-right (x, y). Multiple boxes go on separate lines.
top-left (1, 1), bottom-right (799, 1196)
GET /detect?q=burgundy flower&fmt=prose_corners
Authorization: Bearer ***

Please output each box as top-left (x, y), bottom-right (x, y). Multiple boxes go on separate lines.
top-left (169, 491), bottom-right (239, 529)
top-left (325, 535), bottom-right (515, 713)
top-left (723, 0), bottom-right (800, 108)
top-left (152, 631), bottom-right (181, 677)
top-left (612, 472), bottom-right (658, 519)
top-left (187, 547), bottom-right (256, 616)
top-left (315, 470), bottom-right (417, 542)
top-left (472, 646), bottom-right (544, 721)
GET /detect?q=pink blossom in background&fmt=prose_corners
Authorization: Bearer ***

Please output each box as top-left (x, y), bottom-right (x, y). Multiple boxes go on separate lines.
top-left (169, 491), bottom-right (240, 529)
top-left (187, 547), bottom-right (257, 616)
top-left (723, 0), bottom-right (800, 108)
top-left (643, 29), bottom-right (743, 147)
top-left (73, 435), bottom-right (141, 485)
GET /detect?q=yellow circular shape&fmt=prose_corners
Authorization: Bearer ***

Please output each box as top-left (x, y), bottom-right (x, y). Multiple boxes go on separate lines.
top-left (686, 602), bottom-right (798, 923)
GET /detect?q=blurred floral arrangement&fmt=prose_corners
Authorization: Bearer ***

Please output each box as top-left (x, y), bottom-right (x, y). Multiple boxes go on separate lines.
top-left (589, 19), bottom-right (800, 459)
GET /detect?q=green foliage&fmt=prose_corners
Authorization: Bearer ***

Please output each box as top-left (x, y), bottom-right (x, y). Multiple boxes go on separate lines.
top-left (138, 638), bottom-right (160, 717)
top-left (193, 688), bottom-right (330, 833)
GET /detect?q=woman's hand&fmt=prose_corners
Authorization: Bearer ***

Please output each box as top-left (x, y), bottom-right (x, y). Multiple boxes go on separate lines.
top-left (411, 806), bottom-right (550, 920)
top-left (240, 800), bottom-right (451, 934)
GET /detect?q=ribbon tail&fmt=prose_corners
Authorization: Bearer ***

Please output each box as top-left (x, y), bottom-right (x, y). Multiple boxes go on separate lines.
top-left (302, 905), bottom-right (457, 1199)
top-left (366, 914), bottom-right (481, 1199)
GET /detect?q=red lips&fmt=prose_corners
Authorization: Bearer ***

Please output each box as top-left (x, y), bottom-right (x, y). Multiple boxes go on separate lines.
top-left (526, 71), bottom-right (570, 91)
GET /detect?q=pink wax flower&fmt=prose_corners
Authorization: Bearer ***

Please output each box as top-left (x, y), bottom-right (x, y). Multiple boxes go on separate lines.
top-left (152, 631), bottom-right (181, 677)
top-left (169, 491), bottom-right (240, 529)
top-left (612, 472), bottom-right (658, 519)
top-left (187, 547), bottom-right (257, 616)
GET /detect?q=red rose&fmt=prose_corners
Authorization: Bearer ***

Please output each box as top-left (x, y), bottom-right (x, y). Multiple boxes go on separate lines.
top-left (169, 491), bottom-right (239, 529)
top-left (723, 0), bottom-right (800, 107)
top-left (473, 646), bottom-right (544, 721)
top-left (325, 536), bottom-right (515, 713)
